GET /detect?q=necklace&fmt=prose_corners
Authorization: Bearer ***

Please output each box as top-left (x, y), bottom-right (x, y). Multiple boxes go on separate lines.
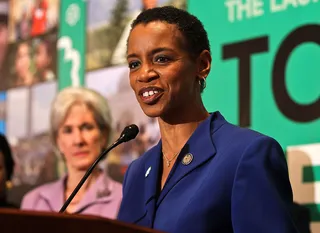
top-left (162, 151), bottom-right (180, 167)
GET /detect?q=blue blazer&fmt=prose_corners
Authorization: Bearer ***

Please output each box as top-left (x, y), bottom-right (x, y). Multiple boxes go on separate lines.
top-left (117, 112), bottom-right (298, 233)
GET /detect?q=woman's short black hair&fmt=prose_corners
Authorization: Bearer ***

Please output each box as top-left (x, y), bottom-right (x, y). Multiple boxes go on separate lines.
top-left (131, 6), bottom-right (211, 59)
top-left (0, 134), bottom-right (14, 180)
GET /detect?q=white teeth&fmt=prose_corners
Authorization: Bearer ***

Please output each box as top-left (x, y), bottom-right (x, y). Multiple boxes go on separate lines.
top-left (142, 90), bottom-right (159, 97)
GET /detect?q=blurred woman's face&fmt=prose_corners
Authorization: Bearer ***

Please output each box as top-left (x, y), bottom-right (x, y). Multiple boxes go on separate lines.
top-left (35, 43), bottom-right (50, 70)
top-left (56, 104), bottom-right (107, 172)
top-left (0, 152), bottom-right (7, 195)
top-left (15, 43), bottom-right (30, 76)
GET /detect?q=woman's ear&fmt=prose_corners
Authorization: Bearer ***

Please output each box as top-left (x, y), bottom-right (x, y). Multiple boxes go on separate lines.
top-left (196, 50), bottom-right (211, 79)
top-left (56, 137), bottom-right (63, 154)
top-left (100, 128), bottom-right (109, 149)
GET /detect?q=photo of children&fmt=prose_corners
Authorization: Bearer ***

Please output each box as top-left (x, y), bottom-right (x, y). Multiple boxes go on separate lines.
top-left (1, 32), bottom-right (57, 90)
top-left (8, 0), bottom-right (59, 42)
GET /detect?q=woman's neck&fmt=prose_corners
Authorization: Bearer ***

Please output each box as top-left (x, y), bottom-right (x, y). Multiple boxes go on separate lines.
top-left (65, 168), bottom-right (101, 194)
top-left (159, 105), bottom-right (210, 155)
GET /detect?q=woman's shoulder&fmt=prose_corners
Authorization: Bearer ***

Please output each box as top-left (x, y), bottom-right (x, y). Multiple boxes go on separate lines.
top-left (213, 115), bottom-right (283, 160)
top-left (210, 111), bottom-right (267, 144)
top-left (216, 117), bottom-right (277, 146)
top-left (20, 179), bottom-right (62, 209)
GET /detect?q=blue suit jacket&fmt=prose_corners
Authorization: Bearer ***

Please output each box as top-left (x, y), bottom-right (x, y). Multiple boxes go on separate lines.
top-left (117, 112), bottom-right (298, 233)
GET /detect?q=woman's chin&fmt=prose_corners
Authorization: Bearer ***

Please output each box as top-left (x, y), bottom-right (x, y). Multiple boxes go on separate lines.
top-left (141, 105), bottom-right (164, 118)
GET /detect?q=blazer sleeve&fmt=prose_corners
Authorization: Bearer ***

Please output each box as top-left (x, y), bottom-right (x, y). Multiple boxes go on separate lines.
top-left (121, 160), bottom-right (136, 196)
top-left (231, 136), bottom-right (299, 233)
top-left (117, 160), bottom-right (136, 219)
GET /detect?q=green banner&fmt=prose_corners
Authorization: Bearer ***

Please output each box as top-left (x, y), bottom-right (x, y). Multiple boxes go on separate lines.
top-left (58, 0), bottom-right (86, 90)
top-left (188, 0), bottom-right (320, 150)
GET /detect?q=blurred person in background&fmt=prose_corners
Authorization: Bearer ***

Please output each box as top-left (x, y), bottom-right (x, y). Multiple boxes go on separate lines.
top-left (15, 5), bottom-right (30, 41)
top-left (0, 134), bottom-right (16, 208)
top-left (12, 42), bottom-right (35, 87)
top-left (34, 39), bottom-right (55, 82)
top-left (21, 87), bottom-right (122, 218)
top-left (30, 0), bottom-right (48, 37)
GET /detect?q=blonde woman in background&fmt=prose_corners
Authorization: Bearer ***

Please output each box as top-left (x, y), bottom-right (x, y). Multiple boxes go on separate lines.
top-left (21, 87), bottom-right (122, 218)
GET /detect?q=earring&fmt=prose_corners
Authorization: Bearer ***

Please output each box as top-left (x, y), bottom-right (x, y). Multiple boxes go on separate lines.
top-left (198, 77), bottom-right (207, 90)
top-left (5, 180), bottom-right (13, 189)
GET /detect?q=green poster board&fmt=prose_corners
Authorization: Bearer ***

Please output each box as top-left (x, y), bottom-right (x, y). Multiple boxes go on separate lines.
top-left (188, 0), bottom-right (320, 227)
top-left (188, 0), bottom-right (320, 150)
top-left (58, 0), bottom-right (87, 90)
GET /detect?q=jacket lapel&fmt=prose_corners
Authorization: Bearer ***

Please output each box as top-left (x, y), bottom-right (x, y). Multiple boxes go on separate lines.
top-left (75, 172), bottom-right (113, 213)
top-left (140, 141), bottom-right (162, 225)
top-left (39, 177), bottom-right (65, 212)
top-left (156, 113), bottom-right (217, 206)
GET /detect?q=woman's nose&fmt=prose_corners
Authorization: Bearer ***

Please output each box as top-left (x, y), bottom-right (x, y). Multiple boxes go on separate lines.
top-left (137, 65), bottom-right (158, 83)
top-left (73, 130), bottom-right (85, 146)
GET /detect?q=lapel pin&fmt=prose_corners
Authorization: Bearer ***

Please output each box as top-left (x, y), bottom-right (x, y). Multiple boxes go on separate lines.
top-left (145, 166), bottom-right (152, 177)
top-left (182, 153), bottom-right (193, 166)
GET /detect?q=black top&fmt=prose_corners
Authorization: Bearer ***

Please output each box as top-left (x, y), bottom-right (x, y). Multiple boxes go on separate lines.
top-left (0, 198), bottom-right (18, 209)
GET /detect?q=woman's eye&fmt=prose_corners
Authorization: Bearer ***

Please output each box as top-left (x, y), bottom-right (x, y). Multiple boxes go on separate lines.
top-left (80, 123), bottom-right (94, 131)
top-left (155, 56), bottom-right (170, 63)
top-left (61, 127), bottom-right (72, 134)
top-left (128, 61), bottom-right (140, 69)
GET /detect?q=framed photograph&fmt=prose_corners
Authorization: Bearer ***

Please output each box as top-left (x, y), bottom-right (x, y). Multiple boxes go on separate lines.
top-left (86, 0), bottom-right (187, 71)
top-left (1, 31), bottom-right (57, 90)
top-left (8, 0), bottom-right (60, 42)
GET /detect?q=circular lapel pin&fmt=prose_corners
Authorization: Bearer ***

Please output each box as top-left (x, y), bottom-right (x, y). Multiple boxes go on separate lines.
top-left (182, 153), bottom-right (193, 166)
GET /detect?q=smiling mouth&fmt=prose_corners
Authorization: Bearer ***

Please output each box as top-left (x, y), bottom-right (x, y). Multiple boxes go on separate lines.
top-left (139, 87), bottom-right (164, 105)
